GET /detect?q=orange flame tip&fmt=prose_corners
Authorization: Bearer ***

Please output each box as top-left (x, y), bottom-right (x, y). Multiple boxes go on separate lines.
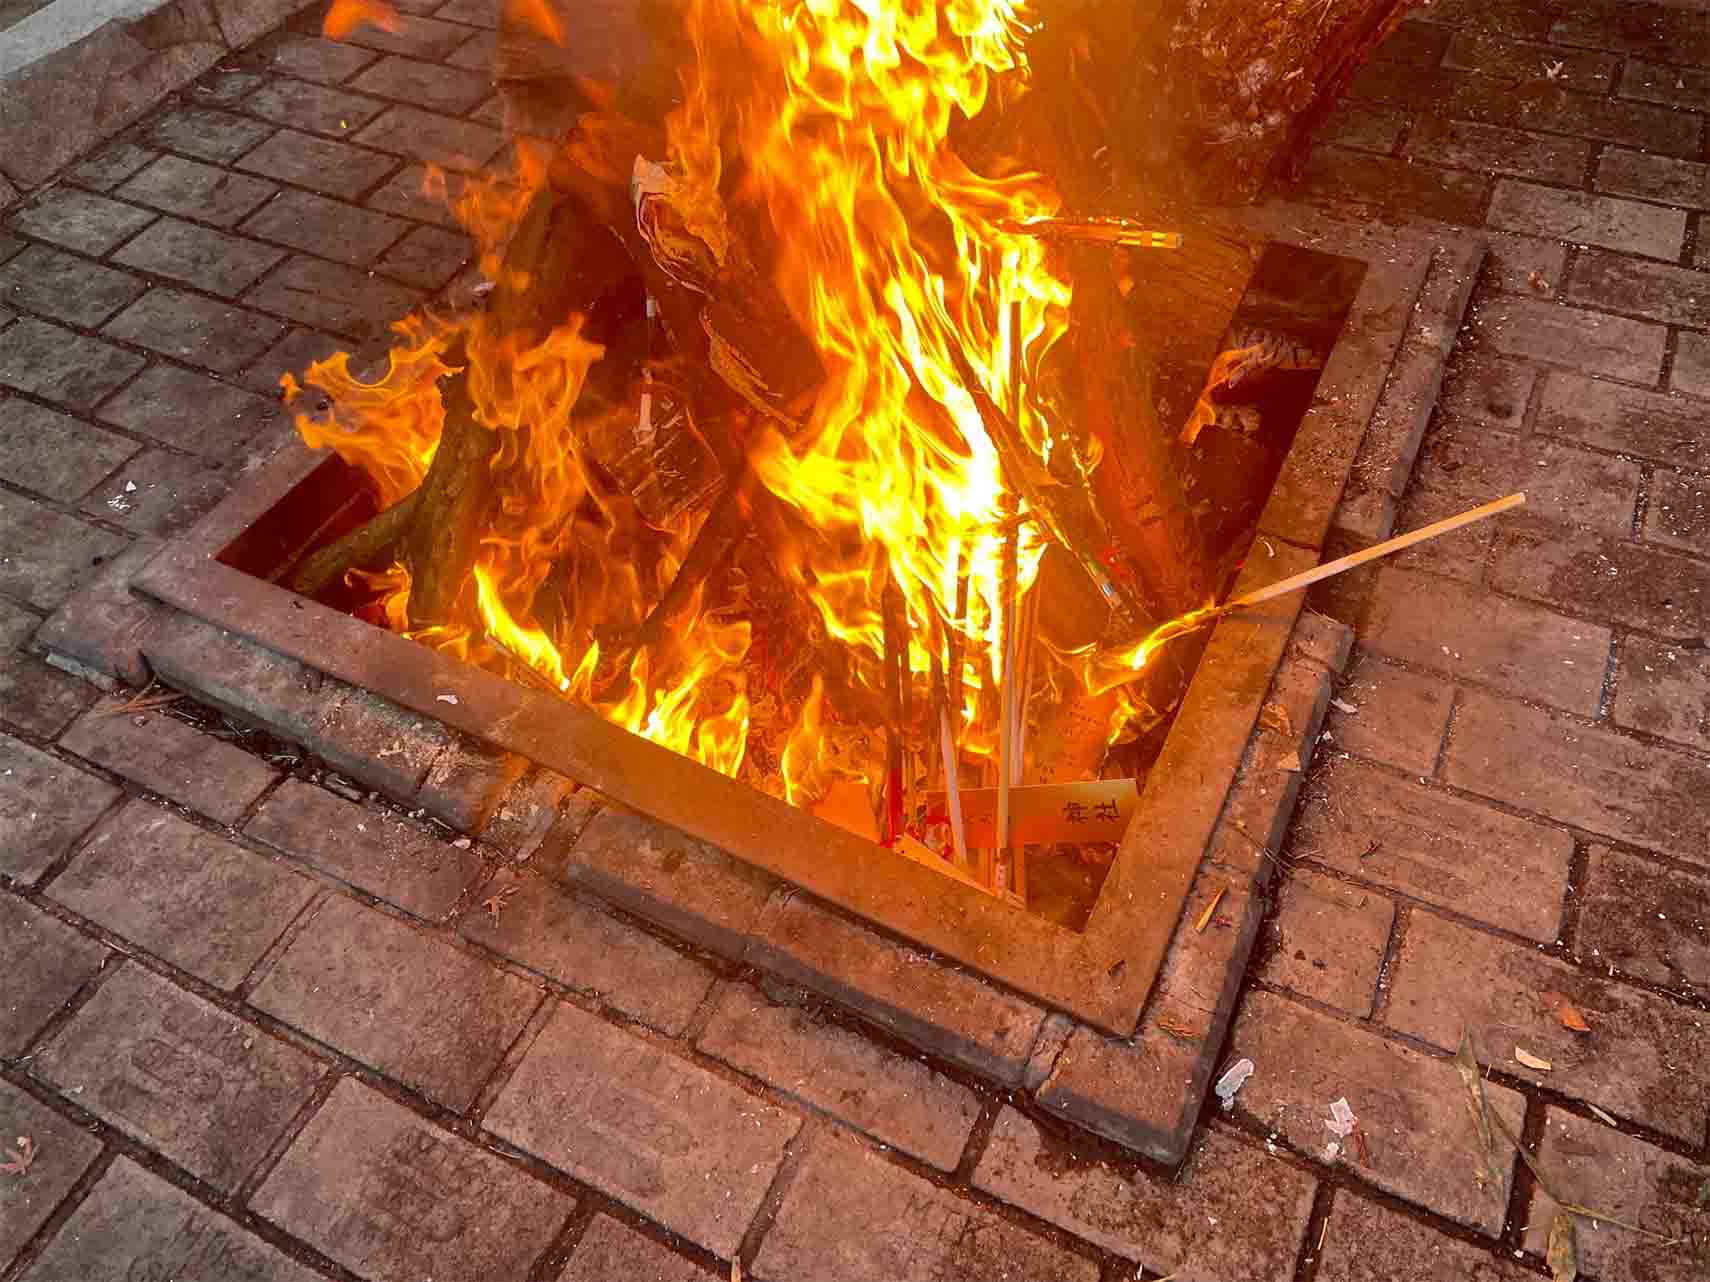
top-left (322, 0), bottom-right (401, 41)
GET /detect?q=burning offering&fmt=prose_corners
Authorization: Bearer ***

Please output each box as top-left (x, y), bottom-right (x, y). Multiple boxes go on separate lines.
top-left (278, 0), bottom-right (1414, 920)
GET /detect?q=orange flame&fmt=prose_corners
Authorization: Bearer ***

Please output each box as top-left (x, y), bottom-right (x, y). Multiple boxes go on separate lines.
top-left (322, 0), bottom-right (400, 40)
top-left (290, 0), bottom-right (1174, 815)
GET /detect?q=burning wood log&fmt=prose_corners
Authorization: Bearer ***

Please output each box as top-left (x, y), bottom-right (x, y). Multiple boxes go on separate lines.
top-left (1032, 0), bottom-right (1422, 204)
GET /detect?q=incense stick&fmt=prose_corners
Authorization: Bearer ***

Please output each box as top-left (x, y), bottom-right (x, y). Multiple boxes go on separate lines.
top-left (1225, 492), bottom-right (1526, 612)
top-left (996, 299), bottom-right (1024, 896)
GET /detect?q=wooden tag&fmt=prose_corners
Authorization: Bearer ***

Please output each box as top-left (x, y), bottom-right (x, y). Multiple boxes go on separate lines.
top-left (922, 778), bottom-right (1137, 847)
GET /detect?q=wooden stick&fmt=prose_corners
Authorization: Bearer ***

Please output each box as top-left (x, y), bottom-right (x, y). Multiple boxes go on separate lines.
top-left (931, 642), bottom-right (970, 869)
top-left (996, 299), bottom-right (1024, 896)
top-left (1225, 493), bottom-right (1526, 612)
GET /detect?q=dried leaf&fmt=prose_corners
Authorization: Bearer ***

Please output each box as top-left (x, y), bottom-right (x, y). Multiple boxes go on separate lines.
top-left (1547, 1211), bottom-right (1578, 1282)
top-left (1455, 1032), bottom-right (1508, 1208)
top-left (1259, 701), bottom-right (1294, 736)
top-left (730, 1259), bottom-right (743, 1282)
top-left (1556, 1005), bottom-right (1591, 1033)
top-left (1276, 751), bottom-right (1302, 773)
top-left (1194, 886), bottom-right (1225, 933)
top-left (0, 1135), bottom-right (35, 1177)
top-left (1516, 1048), bottom-right (1553, 1072)
top-left (1329, 697), bottom-right (1358, 715)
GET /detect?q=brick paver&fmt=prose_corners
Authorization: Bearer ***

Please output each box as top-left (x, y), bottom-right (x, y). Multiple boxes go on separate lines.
top-left (19, 1156), bottom-right (324, 1281)
top-left (49, 801), bottom-right (315, 986)
top-left (0, 4), bottom-right (1706, 1279)
top-left (486, 999), bottom-right (800, 1258)
top-left (33, 963), bottom-right (323, 1188)
top-left (251, 893), bottom-right (540, 1110)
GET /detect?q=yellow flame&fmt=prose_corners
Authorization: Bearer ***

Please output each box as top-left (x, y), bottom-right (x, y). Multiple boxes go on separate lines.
top-left (289, 0), bottom-right (1183, 813)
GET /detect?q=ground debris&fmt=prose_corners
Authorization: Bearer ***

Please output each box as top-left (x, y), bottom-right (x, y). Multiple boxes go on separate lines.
top-left (1541, 990), bottom-right (1591, 1033)
top-left (1516, 1047), bottom-right (1553, 1072)
top-left (1214, 1057), bottom-right (1255, 1109)
top-left (480, 884), bottom-right (519, 925)
top-left (1548, 1211), bottom-right (1578, 1282)
top-left (0, 1135), bottom-right (36, 1176)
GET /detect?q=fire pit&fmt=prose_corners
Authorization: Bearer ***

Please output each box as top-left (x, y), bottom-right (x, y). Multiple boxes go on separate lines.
top-left (97, 0), bottom-right (1484, 1164)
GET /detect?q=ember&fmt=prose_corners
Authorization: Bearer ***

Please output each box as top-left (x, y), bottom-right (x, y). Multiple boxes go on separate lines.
top-left (277, 0), bottom-right (1364, 911)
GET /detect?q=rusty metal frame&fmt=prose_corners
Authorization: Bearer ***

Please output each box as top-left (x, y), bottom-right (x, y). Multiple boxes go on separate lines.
top-left (135, 210), bottom-right (1447, 1034)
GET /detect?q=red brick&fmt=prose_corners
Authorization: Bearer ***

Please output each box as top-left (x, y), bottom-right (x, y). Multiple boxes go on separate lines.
top-left (1283, 147), bottom-right (1489, 226)
top-left (1316, 104), bottom-right (1406, 154)
top-left (61, 701), bottom-right (276, 824)
top-left (0, 1081), bottom-right (104, 1268)
top-left (353, 105), bottom-right (505, 171)
top-left (1577, 844), bottom-right (1710, 996)
top-left (115, 153), bottom-right (278, 226)
top-left (1568, 250), bottom-right (1710, 329)
top-left (1471, 297), bottom-right (1665, 382)
top-left (461, 868), bottom-right (715, 1033)
top-left (262, 33), bottom-right (381, 83)
top-left (5, 189), bottom-right (156, 255)
top-left (486, 1000), bottom-right (799, 1259)
top-left (349, 56), bottom-right (493, 113)
top-left (1367, 567), bottom-right (1611, 712)
top-left (1645, 468), bottom-right (1710, 557)
top-left (1292, 754), bottom-right (1574, 941)
top-left (1618, 57), bottom-right (1710, 113)
top-left (746, 893), bottom-right (1045, 1085)
top-left (1536, 374), bottom-right (1707, 468)
top-left (0, 245), bottom-right (147, 328)
top-left (1449, 75), bottom-right (1702, 157)
top-left (112, 217), bottom-right (285, 296)
top-left (82, 448), bottom-right (231, 540)
top-left (1447, 690), bottom-right (1710, 859)
top-left (1261, 868), bottom-right (1394, 1017)
top-left (1523, 1109), bottom-right (1710, 1282)
top-left (252, 893), bottom-right (541, 1110)
top-left (102, 288), bottom-right (287, 374)
top-left (0, 892), bottom-right (106, 1054)
top-left (1316, 1193), bottom-right (1534, 1281)
top-left (25, 1158), bottom-right (323, 1282)
top-left (562, 806), bottom-right (776, 962)
top-left (1441, 30), bottom-right (1617, 86)
top-left (697, 982), bottom-right (981, 1171)
top-left (1550, 5), bottom-right (1710, 62)
top-left (1674, 330), bottom-right (1710, 399)
top-left (1406, 118), bottom-right (1588, 184)
top-left (339, 12), bottom-right (474, 59)
top-left (1227, 990), bottom-right (1523, 1232)
top-left (1489, 520), bottom-right (1710, 636)
top-left (34, 964), bottom-right (323, 1189)
top-left (248, 779), bottom-right (481, 920)
top-left (1325, 654), bottom-right (1452, 773)
top-left (244, 254), bottom-right (423, 339)
top-left (0, 398), bottom-right (137, 503)
top-left (1614, 633), bottom-right (1710, 754)
top-left (974, 1112), bottom-right (1315, 1281)
top-left (254, 1078), bottom-right (571, 1282)
top-left (51, 800), bottom-right (315, 987)
top-left (237, 129), bottom-right (400, 199)
top-left (758, 1126), bottom-right (1098, 1282)
top-left (242, 189), bottom-right (410, 266)
top-left (1481, 230), bottom-right (1567, 297)
top-left (0, 488), bottom-right (129, 608)
top-left (144, 105), bottom-right (274, 164)
top-left (375, 224), bottom-right (471, 289)
top-left (559, 1217), bottom-right (706, 1282)
top-left (1388, 908), bottom-right (1710, 1141)
top-left (243, 77), bottom-right (388, 137)
top-left (1596, 148), bottom-right (1710, 210)
top-left (1488, 181), bottom-right (1684, 260)
top-left (97, 362), bottom-right (280, 458)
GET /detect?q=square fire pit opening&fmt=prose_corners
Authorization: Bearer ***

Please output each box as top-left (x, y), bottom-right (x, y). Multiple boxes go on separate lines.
top-left (123, 209), bottom-right (1479, 1177)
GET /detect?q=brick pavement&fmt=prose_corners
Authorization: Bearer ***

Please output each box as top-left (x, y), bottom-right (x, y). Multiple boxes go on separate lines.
top-left (1, 1), bottom-right (1709, 1279)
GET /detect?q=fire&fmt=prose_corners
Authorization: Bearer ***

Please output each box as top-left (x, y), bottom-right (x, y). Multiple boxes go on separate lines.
top-left (293, 0), bottom-right (1175, 825)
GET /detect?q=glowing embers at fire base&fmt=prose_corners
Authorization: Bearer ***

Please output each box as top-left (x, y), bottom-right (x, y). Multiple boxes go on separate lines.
top-left (286, 0), bottom-right (1179, 894)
